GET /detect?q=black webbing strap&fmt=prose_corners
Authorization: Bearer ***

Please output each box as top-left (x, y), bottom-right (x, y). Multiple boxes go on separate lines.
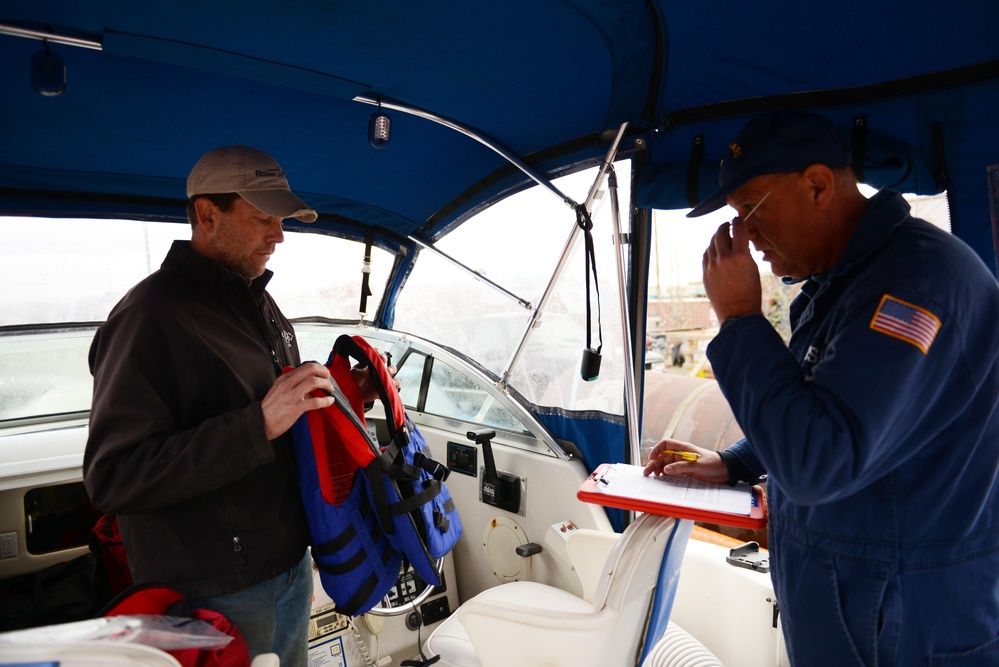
top-left (311, 502), bottom-right (386, 560)
top-left (576, 204), bottom-right (602, 357)
top-left (413, 451), bottom-right (450, 482)
top-left (434, 497), bottom-right (456, 533)
top-left (376, 439), bottom-right (404, 474)
top-left (314, 545), bottom-right (368, 576)
top-left (366, 464), bottom-right (395, 535)
top-left (311, 523), bottom-right (358, 559)
top-left (851, 116), bottom-right (867, 183)
top-left (358, 229), bottom-right (374, 318)
top-left (388, 479), bottom-right (442, 517)
top-left (686, 134), bottom-right (704, 208)
top-left (323, 556), bottom-right (390, 618)
top-left (311, 503), bottom-right (398, 616)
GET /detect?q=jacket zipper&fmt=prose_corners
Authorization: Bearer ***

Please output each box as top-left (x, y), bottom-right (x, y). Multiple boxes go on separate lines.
top-left (237, 281), bottom-right (283, 370)
top-left (220, 489), bottom-right (247, 565)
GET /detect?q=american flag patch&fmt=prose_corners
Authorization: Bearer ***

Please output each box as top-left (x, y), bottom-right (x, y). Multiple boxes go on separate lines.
top-left (869, 294), bottom-right (941, 354)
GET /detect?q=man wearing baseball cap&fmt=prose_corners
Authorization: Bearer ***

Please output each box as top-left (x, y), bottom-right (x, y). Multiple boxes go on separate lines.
top-left (645, 111), bottom-right (999, 663)
top-left (86, 146), bottom-right (347, 666)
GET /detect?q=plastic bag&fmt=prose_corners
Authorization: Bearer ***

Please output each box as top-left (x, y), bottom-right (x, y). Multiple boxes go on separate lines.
top-left (0, 614), bottom-right (233, 650)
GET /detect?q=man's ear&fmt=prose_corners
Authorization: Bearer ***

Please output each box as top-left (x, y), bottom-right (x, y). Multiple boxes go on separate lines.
top-left (802, 164), bottom-right (836, 212)
top-left (193, 197), bottom-right (219, 232)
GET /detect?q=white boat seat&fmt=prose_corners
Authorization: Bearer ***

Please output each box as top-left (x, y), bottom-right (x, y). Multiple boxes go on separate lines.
top-left (424, 513), bottom-right (692, 667)
top-left (0, 641), bottom-right (183, 666)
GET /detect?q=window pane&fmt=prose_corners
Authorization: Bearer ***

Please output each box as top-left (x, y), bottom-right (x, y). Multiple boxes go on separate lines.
top-left (394, 163), bottom-right (631, 417)
top-left (395, 352), bottom-right (426, 409)
top-left (425, 359), bottom-right (529, 433)
top-left (0, 329), bottom-right (96, 422)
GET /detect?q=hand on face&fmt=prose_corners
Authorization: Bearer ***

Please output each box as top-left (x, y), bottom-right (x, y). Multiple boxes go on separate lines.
top-left (702, 215), bottom-right (763, 322)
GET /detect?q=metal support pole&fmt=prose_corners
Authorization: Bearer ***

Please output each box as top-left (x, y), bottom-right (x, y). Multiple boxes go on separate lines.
top-left (498, 122), bottom-right (629, 388)
top-left (0, 24), bottom-right (103, 50)
top-left (355, 93), bottom-right (577, 210)
top-left (608, 168), bottom-right (641, 464)
top-left (408, 235), bottom-right (532, 310)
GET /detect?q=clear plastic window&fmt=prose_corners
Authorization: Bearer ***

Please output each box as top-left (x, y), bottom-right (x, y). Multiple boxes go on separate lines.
top-left (0, 217), bottom-right (394, 422)
top-left (395, 351), bottom-right (529, 434)
top-left (394, 164), bottom-right (631, 417)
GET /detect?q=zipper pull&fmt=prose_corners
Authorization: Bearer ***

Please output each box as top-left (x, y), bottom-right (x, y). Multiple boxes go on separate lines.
top-left (232, 536), bottom-right (242, 553)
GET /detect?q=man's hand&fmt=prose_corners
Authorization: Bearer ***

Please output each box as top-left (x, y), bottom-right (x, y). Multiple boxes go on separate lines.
top-left (261, 362), bottom-right (335, 440)
top-left (350, 349), bottom-right (400, 404)
top-left (643, 438), bottom-right (730, 485)
top-left (702, 218), bottom-right (763, 322)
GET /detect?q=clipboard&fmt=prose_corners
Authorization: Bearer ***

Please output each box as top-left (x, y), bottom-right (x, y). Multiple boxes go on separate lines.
top-left (578, 463), bottom-right (767, 529)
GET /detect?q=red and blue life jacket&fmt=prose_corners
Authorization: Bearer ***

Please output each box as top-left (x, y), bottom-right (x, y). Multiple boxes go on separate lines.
top-left (288, 334), bottom-right (462, 616)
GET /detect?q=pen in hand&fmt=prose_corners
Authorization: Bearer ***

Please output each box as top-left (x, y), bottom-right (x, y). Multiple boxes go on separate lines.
top-left (661, 449), bottom-right (701, 462)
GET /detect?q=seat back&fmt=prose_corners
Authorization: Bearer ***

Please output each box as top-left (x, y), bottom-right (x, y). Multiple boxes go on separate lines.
top-left (593, 513), bottom-right (689, 612)
top-left (425, 513), bottom-right (693, 667)
top-left (640, 517), bottom-right (694, 662)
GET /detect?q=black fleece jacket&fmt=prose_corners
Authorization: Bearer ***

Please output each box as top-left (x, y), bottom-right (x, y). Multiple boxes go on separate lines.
top-left (84, 240), bottom-right (310, 599)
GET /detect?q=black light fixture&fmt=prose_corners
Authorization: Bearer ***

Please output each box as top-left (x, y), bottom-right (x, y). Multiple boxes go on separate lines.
top-left (368, 97), bottom-right (391, 148)
top-left (31, 41), bottom-right (66, 96)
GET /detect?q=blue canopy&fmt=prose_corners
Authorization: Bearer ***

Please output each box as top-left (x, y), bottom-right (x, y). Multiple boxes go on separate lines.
top-left (2, 1), bottom-right (997, 488)
top-left (2, 1), bottom-right (996, 271)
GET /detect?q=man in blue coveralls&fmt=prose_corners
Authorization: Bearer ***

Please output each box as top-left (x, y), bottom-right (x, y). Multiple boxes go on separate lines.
top-left (644, 110), bottom-right (999, 664)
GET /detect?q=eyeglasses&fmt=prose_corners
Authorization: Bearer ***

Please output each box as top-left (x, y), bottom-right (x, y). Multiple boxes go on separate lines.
top-left (740, 172), bottom-right (795, 223)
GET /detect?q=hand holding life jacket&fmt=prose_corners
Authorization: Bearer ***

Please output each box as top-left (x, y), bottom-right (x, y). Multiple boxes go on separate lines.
top-left (286, 334), bottom-right (462, 616)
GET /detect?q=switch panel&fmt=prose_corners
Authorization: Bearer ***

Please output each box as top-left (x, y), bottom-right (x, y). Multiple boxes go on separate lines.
top-left (0, 532), bottom-right (17, 559)
top-left (549, 521), bottom-right (578, 542)
top-left (446, 442), bottom-right (477, 476)
top-left (543, 520), bottom-right (578, 568)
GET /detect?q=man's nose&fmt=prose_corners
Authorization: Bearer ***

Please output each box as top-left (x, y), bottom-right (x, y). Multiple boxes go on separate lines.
top-left (268, 217), bottom-right (285, 243)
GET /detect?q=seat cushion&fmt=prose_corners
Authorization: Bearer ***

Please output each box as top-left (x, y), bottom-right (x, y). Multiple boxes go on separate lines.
top-left (424, 582), bottom-right (593, 667)
top-left (424, 611), bottom-right (481, 667)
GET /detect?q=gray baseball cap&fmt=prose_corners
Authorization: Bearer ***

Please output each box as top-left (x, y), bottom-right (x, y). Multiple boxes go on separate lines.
top-left (187, 145), bottom-right (318, 223)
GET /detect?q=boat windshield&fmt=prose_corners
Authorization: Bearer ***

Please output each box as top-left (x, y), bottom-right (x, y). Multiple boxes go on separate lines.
top-left (0, 219), bottom-right (395, 423)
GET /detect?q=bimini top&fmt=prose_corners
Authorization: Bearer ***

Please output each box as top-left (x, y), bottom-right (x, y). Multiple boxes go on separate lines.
top-left (0, 1), bottom-right (997, 271)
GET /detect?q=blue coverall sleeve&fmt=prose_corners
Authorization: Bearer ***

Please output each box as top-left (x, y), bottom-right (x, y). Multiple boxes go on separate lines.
top-left (706, 294), bottom-right (975, 506)
top-left (721, 438), bottom-right (766, 485)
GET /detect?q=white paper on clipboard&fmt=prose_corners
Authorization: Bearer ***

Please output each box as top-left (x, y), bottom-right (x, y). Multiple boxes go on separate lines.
top-left (594, 463), bottom-right (753, 515)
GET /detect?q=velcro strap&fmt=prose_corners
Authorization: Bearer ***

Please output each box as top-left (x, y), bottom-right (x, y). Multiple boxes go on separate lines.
top-left (387, 459), bottom-right (422, 482)
top-left (314, 547), bottom-right (368, 576)
top-left (367, 464), bottom-right (395, 534)
top-left (340, 569), bottom-right (385, 617)
top-left (377, 441), bottom-right (402, 473)
top-left (312, 523), bottom-right (357, 558)
top-left (388, 480), bottom-right (441, 517)
top-left (686, 134), bottom-right (704, 208)
top-left (413, 452), bottom-right (450, 482)
top-left (433, 509), bottom-right (450, 533)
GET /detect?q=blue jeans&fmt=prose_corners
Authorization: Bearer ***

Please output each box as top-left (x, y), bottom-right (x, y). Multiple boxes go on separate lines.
top-left (190, 551), bottom-right (313, 667)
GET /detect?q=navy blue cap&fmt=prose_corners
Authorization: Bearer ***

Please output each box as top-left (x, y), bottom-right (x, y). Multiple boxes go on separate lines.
top-left (687, 110), bottom-right (852, 218)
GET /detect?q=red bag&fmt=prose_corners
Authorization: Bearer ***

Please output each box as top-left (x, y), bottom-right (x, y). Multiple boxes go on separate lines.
top-left (101, 582), bottom-right (251, 667)
top-left (89, 513), bottom-right (134, 598)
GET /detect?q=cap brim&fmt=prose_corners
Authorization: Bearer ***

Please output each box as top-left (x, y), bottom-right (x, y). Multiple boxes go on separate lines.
top-left (686, 190), bottom-right (730, 218)
top-left (685, 171), bottom-right (758, 218)
top-left (239, 190), bottom-right (318, 223)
